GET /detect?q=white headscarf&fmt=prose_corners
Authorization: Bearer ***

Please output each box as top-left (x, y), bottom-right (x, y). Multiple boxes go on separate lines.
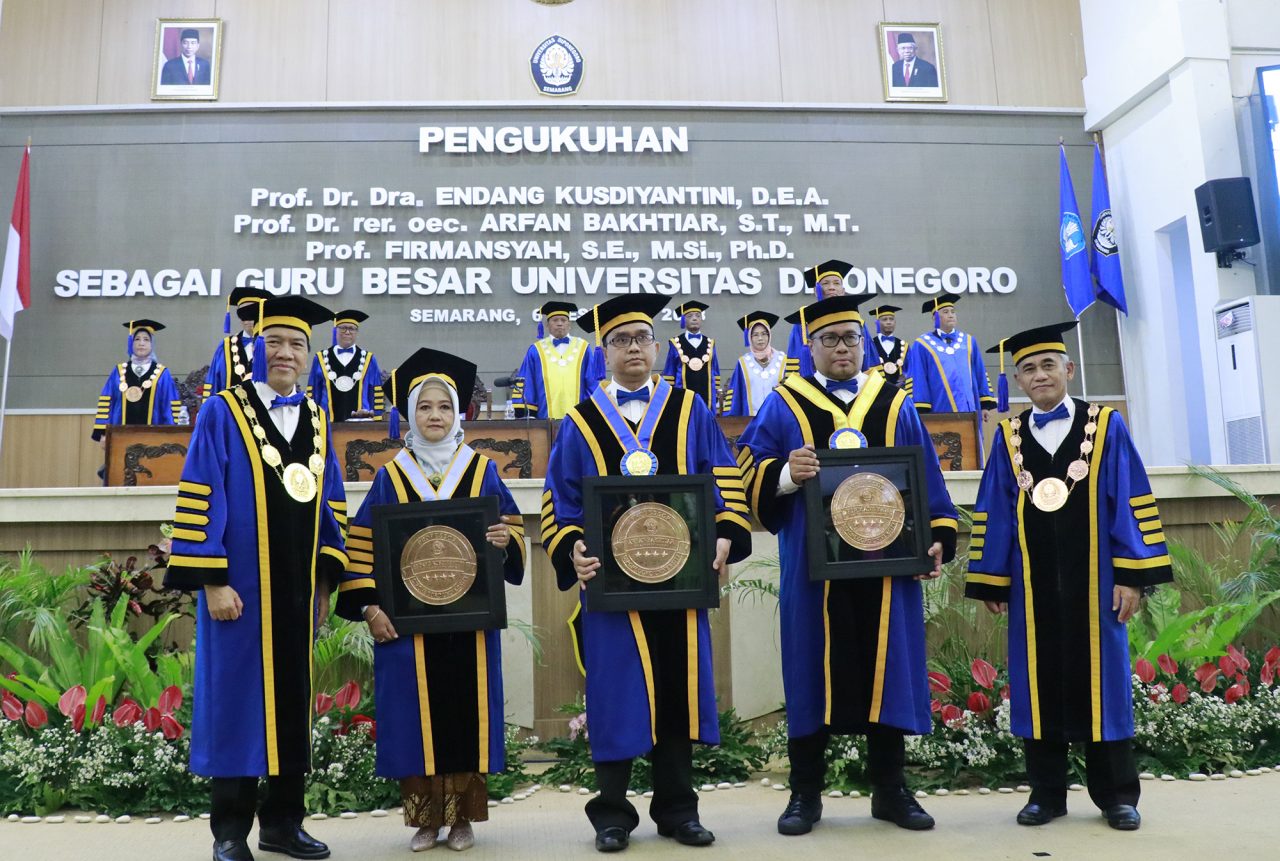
top-left (403, 376), bottom-right (464, 476)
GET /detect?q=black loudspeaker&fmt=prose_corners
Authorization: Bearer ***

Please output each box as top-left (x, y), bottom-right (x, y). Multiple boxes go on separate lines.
top-left (1194, 177), bottom-right (1261, 253)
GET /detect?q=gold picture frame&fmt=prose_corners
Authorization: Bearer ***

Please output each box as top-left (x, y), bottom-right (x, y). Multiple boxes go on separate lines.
top-left (152, 18), bottom-right (222, 101)
top-left (878, 22), bottom-right (947, 103)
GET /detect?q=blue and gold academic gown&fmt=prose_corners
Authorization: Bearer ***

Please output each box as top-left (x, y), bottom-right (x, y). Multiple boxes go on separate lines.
top-left (661, 334), bottom-right (720, 407)
top-left (541, 379), bottom-right (753, 762)
top-left (964, 401), bottom-right (1172, 742)
top-left (869, 335), bottom-right (907, 388)
top-left (901, 329), bottom-right (996, 413)
top-left (511, 336), bottom-right (604, 419)
top-left (784, 322), bottom-right (878, 379)
top-left (164, 382), bottom-right (348, 777)
top-left (736, 372), bottom-right (958, 738)
top-left (201, 333), bottom-right (254, 400)
top-left (336, 446), bottom-right (526, 778)
top-left (722, 351), bottom-right (787, 417)
top-left (91, 360), bottom-right (181, 440)
top-left (307, 346), bottom-right (385, 422)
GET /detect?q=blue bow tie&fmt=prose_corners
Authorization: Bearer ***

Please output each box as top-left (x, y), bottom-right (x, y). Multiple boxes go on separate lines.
top-left (1032, 403), bottom-right (1070, 429)
top-left (270, 392), bottom-right (306, 409)
top-left (938, 331), bottom-right (956, 343)
top-left (615, 387), bottom-right (651, 406)
top-left (335, 346), bottom-right (355, 355)
top-left (551, 337), bottom-right (570, 347)
top-left (825, 378), bottom-right (859, 395)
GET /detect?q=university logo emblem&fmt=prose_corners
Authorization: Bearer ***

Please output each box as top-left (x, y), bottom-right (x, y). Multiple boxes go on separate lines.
top-left (1060, 212), bottom-right (1085, 259)
top-left (1092, 208), bottom-right (1117, 256)
top-left (531, 35), bottom-right (584, 96)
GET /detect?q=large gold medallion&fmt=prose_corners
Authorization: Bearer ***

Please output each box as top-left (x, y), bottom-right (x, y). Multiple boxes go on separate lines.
top-left (687, 357), bottom-right (704, 372)
top-left (831, 472), bottom-right (906, 551)
top-left (124, 386), bottom-right (144, 403)
top-left (883, 362), bottom-right (898, 375)
top-left (400, 525), bottom-right (477, 605)
top-left (611, 502), bottom-right (691, 584)
top-left (282, 462), bottom-right (317, 503)
top-left (1031, 477), bottom-right (1069, 512)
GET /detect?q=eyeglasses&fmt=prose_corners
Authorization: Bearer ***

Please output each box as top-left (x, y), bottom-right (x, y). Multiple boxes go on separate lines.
top-left (606, 333), bottom-right (657, 348)
top-left (815, 332), bottom-right (862, 348)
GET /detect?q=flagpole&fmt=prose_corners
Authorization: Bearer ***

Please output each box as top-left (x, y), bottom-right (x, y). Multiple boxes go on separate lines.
top-left (0, 336), bottom-right (11, 462)
top-left (1075, 316), bottom-right (1089, 401)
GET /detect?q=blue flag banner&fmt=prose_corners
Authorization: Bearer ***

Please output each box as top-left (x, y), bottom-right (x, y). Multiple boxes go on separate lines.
top-left (1090, 143), bottom-right (1129, 314)
top-left (1059, 145), bottom-right (1094, 318)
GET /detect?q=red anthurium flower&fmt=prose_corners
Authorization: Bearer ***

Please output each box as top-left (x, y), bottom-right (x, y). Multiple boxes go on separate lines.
top-left (24, 701), bottom-right (48, 729)
top-left (349, 714), bottom-right (376, 740)
top-left (999, 684), bottom-right (1011, 701)
top-left (158, 686), bottom-right (182, 716)
top-left (335, 680), bottom-right (361, 710)
top-left (1265, 646), bottom-right (1280, 668)
top-left (927, 672), bottom-right (952, 695)
top-left (1194, 662), bottom-right (1220, 692)
top-left (967, 692), bottom-right (991, 713)
top-left (1227, 644), bottom-right (1250, 672)
top-left (91, 696), bottom-right (107, 726)
top-left (940, 704), bottom-right (964, 727)
top-left (1218, 654), bottom-right (1237, 677)
top-left (113, 700), bottom-right (143, 727)
top-left (930, 699), bottom-right (941, 714)
top-left (160, 714), bottom-right (184, 740)
top-left (315, 693), bottom-right (334, 716)
top-left (143, 707), bottom-right (162, 732)
top-left (1171, 683), bottom-right (1189, 704)
top-left (1225, 684), bottom-right (1245, 705)
top-left (58, 685), bottom-right (87, 718)
top-left (1240, 677), bottom-right (1251, 697)
top-left (1134, 658), bottom-right (1156, 684)
top-left (1262, 663), bottom-right (1275, 687)
top-left (971, 659), bottom-right (997, 690)
top-left (71, 703), bottom-right (86, 732)
top-left (1, 691), bottom-right (22, 721)
top-left (1157, 654), bottom-right (1177, 676)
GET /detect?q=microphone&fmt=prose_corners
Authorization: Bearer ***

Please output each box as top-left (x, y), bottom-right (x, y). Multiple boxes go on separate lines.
top-left (493, 375), bottom-right (523, 389)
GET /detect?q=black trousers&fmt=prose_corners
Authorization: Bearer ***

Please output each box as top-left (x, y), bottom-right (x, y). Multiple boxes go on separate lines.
top-left (787, 725), bottom-right (906, 797)
top-left (1024, 738), bottom-right (1140, 810)
top-left (210, 774), bottom-right (306, 843)
top-left (585, 736), bottom-right (698, 833)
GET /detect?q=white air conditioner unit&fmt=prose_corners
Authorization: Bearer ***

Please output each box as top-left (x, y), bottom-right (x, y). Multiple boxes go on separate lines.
top-left (1213, 295), bottom-right (1280, 464)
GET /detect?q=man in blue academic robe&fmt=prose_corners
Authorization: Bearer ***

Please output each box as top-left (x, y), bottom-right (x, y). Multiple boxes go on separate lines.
top-left (542, 294), bottom-right (752, 852)
top-left (308, 309), bottom-right (385, 422)
top-left (201, 287), bottom-right (272, 400)
top-left (902, 295), bottom-right (996, 417)
top-left (784, 260), bottom-right (878, 378)
top-left (965, 323), bottom-right (1173, 832)
top-left (511, 301), bottom-right (604, 419)
top-left (660, 300), bottom-right (721, 409)
top-left (166, 297), bottom-right (348, 861)
top-left (737, 294), bottom-right (959, 837)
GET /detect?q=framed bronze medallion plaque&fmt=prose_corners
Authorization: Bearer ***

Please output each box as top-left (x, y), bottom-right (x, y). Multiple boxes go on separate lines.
top-left (582, 474), bottom-right (719, 612)
top-left (803, 447), bottom-right (931, 580)
top-left (370, 496), bottom-right (507, 634)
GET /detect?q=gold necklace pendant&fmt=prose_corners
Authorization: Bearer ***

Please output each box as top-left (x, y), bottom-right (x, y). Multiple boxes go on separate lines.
top-left (283, 463), bottom-right (318, 503)
top-left (1031, 477), bottom-right (1070, 511)
top-left (261, 445), bottom-right (282, 468)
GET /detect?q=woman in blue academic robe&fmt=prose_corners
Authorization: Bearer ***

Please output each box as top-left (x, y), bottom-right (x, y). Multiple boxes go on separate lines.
top-left (337, 348), bottom-right (526, 853)
top-left (91, 320), bottom-right (182, 442)
top-left (722, 310), bottom-right (786, 416)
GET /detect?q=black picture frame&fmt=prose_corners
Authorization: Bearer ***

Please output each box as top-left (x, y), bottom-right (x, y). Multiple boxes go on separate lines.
top-left (370, 496), bottom-right (507, 634)
top-left (582, 474), bottom-right (720, 612)
top-left (803, 447), bottom-right (931, 580)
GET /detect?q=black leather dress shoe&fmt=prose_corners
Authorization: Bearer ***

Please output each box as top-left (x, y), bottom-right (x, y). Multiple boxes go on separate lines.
top-left (777, 793), bottom-right (823, 835)
top-left (870, 786), bottom-right (936, 830)
top-left (1103, 804), bottom-right (1141, 831)
top-left (658, 820), bottom-right (716, 846)
top-left (257, 825), bottom-right (330, 859)
top-left (1017, 802), bottom-right (1067, 826)
top-left (213, 839), bottom-right (255, 861)
top-left (595, 826), bottom-right (630, 852)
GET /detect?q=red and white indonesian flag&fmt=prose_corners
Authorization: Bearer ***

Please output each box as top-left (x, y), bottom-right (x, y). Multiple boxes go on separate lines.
top-left (0, 146), bottom-right (31, 341)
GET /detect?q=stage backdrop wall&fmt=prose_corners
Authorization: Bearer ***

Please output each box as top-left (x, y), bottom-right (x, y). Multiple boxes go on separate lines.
top-left (0, 106), bottom-right (1120, 415)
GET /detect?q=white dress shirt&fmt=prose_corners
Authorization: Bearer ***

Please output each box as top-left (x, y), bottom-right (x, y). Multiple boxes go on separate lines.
top-left (333, 345), bottom-right (357, 367)
top-left (130, 360), bottom-right (153, 378)
top-left (254, 381), bottom-right (301, 439)
top-left (1028, 396), bottom-right (1075, 457)
top-left (605, 377), bottom-right (656, 423)
top-left (777, 371), bottom-right (868, 496)
top-left (878, 335), bottom-right (897, 356)
top-left (684, 332), bottom-right (704, 348)
top-left (241, 333), bottom-right (255, 362)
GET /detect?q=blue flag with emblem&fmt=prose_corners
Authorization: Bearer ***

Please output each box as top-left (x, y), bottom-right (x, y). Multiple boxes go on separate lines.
top-left (1059, 145), bottom-right (1094, 318)
top-left (1089, 143), bottom-right (1129, 315)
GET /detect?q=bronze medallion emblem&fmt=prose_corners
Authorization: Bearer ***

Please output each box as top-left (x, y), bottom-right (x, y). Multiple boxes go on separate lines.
top-left (400, 525), bottom-right (477, 606)
top-left (282, 462), bottom-right (318, 503)
top-left (1066, 459), bottom-right (1090, 482)
top-left (883, 362), bottom-right (898, 375)
top-left (831, 472), bottom-right (906, 551)
top-left (124, 386), bottom-right (144, 403)
top-left (687, 357), bottom-right (704, 372)
top-left (1031, 477), bottom-right (1069, 512)
top-left (611, 502), bottom-right (691, 583)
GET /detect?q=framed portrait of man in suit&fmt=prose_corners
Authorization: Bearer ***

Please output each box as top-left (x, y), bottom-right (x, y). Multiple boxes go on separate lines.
top-left (152, 19), bottom-right (222, 101)
top-left (878, 23), bottom-right (947, 103)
